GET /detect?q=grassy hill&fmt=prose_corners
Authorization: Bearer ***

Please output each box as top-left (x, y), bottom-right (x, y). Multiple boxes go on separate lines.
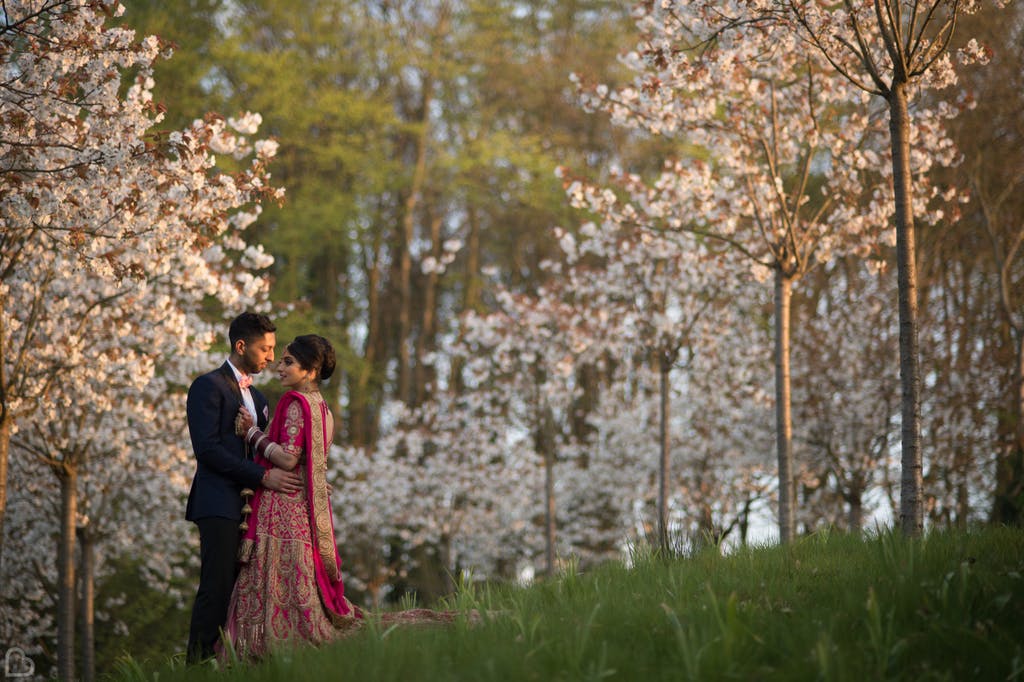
top-left (112, 527), bottom-right (1024, 681)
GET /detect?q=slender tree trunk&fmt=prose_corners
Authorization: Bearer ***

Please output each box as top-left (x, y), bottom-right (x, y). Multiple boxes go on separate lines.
top-left (398, 76), bottom-right (433, 405)
top-left (0, 412), bottom-right (10, 564)
top-left (56, 463), bottom-right (77, 682)
top-left (414, 211), bottom-right (443, 407)
top-left (848, 487), bottom-right (863, 534)
top-left (537, 402), bottom-right (557, 577)
top-left (0, 288), bottom-right (9, 563)
top-left (697, 502), bottom-right (715, 548)
top-left (657, 354), bottom-right (671, 554)
top-left (570, 363), bottom-right (600, 443)
top-left (351, 214), bottom-right (385, 447)
top-left (439, 532), bottom-right (455, 595)
top-left (464, 206), bottom-right (482, 314)
top-left (1016, 332), bottom-right (1024, 498)
top-left (948, 437), bottom-right (970, 527)
top-left (544, 441), bottom-right (555, 576)
top-left (739, 499), bottom-right (750, 545)
top-left (451, 206), bottom-right (482, 396)
top-left (994, 332), bottom-right (1024, 523)
top-left (78, 523), bottom-right (95, 682)
top-left (888, 82), bottom-right (924, 536)
top-left (774, 270), bottom-right (795, 543)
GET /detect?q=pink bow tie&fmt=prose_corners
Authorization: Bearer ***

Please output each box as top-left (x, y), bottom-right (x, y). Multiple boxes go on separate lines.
top-left (238, 374), bottom-right (253, 390)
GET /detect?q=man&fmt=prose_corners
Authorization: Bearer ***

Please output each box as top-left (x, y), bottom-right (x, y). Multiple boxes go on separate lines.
top-left (185, 312), bottom-right (303, 663)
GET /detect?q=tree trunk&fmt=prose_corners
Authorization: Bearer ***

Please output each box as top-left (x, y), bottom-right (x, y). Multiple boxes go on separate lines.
top-left (537, 403), bottom-right (557, 577)
top-left (994, 332), bottom-right (1024, 524)
top-left (657, 355), bottom-right (671, 554)
top-left (0, 411), bottom-right (10, 564)
top-left (398, 76), bottom-right (433, 406)
top-left (464, 205), bottom-right (482, 314)
top-left (570, 362), bottom-right (600, 443)
top-left (451, 205), bottom-right (482, 396)
top-left (350, 211), bottom-right (385, 447)
top-left (414, 211), bottom-right (443, 407)
top-left (848, 487), bottom-right (863, 534)
top-left (739, 499), bottom-right (750, 545)
top-left (1009, 330), bottom-right (1023, 522)
top-left (0, 286), bottom-right (9, 563)
top-left (78, 523), bottom-right (95, 682)
top-left (56, 463), bottom-right (77, 682)
top-left (774, 270), bottom-right (795, 543)
top-left (888, 82), bottom-right (924, 537)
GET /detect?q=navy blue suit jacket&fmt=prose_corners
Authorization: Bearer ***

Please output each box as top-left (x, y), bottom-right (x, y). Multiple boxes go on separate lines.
top-left (185, 362), bottom-right (270, 522)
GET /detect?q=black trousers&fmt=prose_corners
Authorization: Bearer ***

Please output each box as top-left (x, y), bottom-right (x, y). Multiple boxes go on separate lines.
top-left (187, 517), bottom-right (241, 663)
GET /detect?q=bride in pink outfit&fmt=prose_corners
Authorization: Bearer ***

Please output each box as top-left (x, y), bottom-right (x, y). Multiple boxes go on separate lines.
top-left (223, 334), bottom-right (360, 658)
top-left (223, 334), bottom-right (457, 660)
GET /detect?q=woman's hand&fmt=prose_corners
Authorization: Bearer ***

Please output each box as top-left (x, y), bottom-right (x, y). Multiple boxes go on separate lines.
top-left (235, 407), bottom-right (255, 436)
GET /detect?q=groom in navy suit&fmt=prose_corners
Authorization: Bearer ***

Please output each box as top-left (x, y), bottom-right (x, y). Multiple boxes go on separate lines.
top-left (185, 312), bottom-right (303, 663)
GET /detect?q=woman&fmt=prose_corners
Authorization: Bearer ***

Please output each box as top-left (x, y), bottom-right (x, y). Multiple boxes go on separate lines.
top-left (223, 334), bottom-right (360, 659)
top-left (223, 334), bottom-right (456, 660)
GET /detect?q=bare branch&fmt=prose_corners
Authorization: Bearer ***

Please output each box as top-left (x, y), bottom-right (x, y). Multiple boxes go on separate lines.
top-left (789, 1), bottom-right (886, 95)
top-left (870, 0), bottom-right (908, 82)
top-left (0, 0), bottom-right (74, 36)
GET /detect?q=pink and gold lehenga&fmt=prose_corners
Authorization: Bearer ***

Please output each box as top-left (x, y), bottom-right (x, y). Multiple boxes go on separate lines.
top-left (223, 389), bottom-right (360, 658)
top-left (223, 389), bottom-right (456, 660)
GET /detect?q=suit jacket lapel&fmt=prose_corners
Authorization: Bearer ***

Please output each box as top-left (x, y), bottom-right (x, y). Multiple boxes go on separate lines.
top-left (220, 362), bottom-right (255, 460)
top-left (219, 362), bottom-right (244, 406)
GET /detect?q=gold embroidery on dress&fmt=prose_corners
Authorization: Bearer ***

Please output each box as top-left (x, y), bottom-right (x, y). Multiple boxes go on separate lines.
top-left (304, 392), bottom-right (340, 583)
top-left (225, 459), bottom-right (358, 658)
top-left (224, 390), bottom-right (362, 659)
top-left (282, 401), bottom-right (305, 459)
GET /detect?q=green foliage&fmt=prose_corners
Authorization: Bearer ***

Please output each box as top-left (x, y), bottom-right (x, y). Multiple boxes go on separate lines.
top-left (94, 556), bottom-right (192, 678)
top-left (113, 0), bottom-right (666, 444)
top-left (109, 528), bottom-right (1024, 681)
top-left (118, 0), bottom-right (231, 129)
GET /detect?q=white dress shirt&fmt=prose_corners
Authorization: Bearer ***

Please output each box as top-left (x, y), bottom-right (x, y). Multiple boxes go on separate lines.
top-left (227, 360), bottom-right (257, 423)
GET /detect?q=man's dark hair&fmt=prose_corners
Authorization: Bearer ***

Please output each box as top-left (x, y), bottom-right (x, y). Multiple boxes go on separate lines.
top-left (228, 312), bottom-right (276, 347)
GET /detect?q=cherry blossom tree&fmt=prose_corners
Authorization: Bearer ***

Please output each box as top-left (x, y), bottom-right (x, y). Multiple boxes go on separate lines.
top-left (792, 260), bottom-right (901, 532)
top-left (0, 2), bottom-right (280, 678)
top-left (916, 249), bottom-right (1005, 528)
top-left (553, 180), bottom-right (748, 551)
top-left (459, 287), bottom-right (606, 575)
top-left (569, 317), bottom-right (777, 551)
top-left (0, 0), bottom-right (268, 554)
top-left (1, 125), bottom-right (276, 679)
top-left (568, 3), bottom-right (908, 542)
top-left (781, 0), bottom-right (1001, 534)
top-left (330, 395), bottom-right (539, 604)
top-left (5, 380), bottom-right (194, 681)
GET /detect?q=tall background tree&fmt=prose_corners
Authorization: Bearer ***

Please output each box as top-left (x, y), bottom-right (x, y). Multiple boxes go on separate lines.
top-left (784, 0), bottom-right (1002, 535)
top-left (566, 0), bottom-right (940, 542)
top-left (934, 1), bottom-right (1024, 525)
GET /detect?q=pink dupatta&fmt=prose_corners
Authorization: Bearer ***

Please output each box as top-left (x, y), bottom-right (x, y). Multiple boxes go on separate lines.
top-left (240, 390), bottom-right (358, 622)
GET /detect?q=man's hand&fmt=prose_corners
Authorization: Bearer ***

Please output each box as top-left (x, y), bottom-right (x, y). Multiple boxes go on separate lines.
top-left (236, 407), bottom-right (255, 436)
top-left (263, 468), bottom-right (303, 494)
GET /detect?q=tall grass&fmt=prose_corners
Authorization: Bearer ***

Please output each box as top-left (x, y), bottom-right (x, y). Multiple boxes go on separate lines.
top-left (110, 527), bottom-right (1024, 681)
